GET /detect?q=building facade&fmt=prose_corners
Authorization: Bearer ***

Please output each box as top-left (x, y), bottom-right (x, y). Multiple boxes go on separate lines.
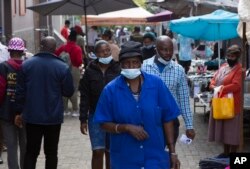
top-left (0, 0), bottom-right (36, 52)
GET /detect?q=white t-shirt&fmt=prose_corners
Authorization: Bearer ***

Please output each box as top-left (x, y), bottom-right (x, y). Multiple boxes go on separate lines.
top-left (87, 29), bottom-right (98, 46)
top-left (172, 38), bottom-right (178, 59)
top-left (0, 42), bottom-right (10, 63)
top-left (177, 35), bottom-right (194, 61)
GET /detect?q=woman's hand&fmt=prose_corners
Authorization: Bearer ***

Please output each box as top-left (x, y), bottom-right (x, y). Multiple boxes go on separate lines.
top-left (171, 154), bottom-right (180, 169)
top-left (80, 123), bottom-right (88, 135)
top-left (126, 124), bottom-right (149, 141)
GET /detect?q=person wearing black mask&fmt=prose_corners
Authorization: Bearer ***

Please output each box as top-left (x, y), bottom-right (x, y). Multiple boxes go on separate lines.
top-left (208, 44), bottom-right (243, 158)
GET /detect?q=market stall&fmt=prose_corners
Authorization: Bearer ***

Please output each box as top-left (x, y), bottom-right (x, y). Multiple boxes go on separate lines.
top-left (169, 9), bottom-right (240, 121)
top-left (81, 7), bottom-right (156, 25)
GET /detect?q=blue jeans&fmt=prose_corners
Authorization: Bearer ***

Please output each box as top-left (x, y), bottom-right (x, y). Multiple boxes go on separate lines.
top-left (1, 120), bottom-right (26, 169)
top-left (88, 114), bottom-right (109, 150)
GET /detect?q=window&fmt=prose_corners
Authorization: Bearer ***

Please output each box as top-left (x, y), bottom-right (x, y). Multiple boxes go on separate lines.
top-left (19, 0), bottom-right (26, 16)
top-left (12, 0), bottom-right (17, 16)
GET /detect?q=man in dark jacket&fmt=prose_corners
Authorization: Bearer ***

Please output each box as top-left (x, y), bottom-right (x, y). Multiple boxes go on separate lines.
top-left (79, 40), bottom-right (120, 169)
top-left (15, 36), bottom-right (74, 169)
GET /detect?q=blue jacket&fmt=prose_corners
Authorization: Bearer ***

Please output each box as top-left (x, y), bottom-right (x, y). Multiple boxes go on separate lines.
top-left (15, 52), bottom-right (74, 125)
top-left (94, 72), bottom-right (180, 169)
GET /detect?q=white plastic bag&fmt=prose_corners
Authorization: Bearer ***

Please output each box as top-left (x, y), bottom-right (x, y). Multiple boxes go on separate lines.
top-left (213, 85), bottom-right (222, 98)
top-left (237, 21), bottom-right (250, 45)
top-left (238, 0), bottom-right (250, 22)
top-left (237, 0), bottom-right (250, 45)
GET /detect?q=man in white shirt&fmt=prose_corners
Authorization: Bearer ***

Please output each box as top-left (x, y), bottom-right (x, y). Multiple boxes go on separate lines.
top-left (87, 26), bottom-right (98, 53)
top-left (0, 42), bottom-right (10, 63)
top-left (166, 30), bottom-right (179, 62)
top-left (177, 34), bottom-right (194, 74)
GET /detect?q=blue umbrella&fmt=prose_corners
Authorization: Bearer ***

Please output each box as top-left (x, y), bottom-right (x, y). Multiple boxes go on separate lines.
top-left (169, 10), bottom-right (239, 41)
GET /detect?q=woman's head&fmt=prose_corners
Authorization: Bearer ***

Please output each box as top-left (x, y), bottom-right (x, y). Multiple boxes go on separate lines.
top-left (8, 37), bottom-right (25, 58)
top-left (226, 45), bottom-right (241, 67)
top-left (94, 40), bottom-right (112, 64)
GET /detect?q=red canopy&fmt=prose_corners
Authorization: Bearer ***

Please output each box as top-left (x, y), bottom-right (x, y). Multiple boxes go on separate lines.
top-left (146, 10), bottom-right (173, 22)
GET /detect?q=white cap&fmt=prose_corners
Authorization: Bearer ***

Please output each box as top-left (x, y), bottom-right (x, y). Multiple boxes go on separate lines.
top-left (124, 27), bottom-right (128, 32)
top-left (145, 26), bottom-right (151, 32)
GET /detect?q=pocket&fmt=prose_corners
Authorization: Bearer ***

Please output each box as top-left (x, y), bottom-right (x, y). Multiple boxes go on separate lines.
top-left (154, 106), bottom-right (162, 126)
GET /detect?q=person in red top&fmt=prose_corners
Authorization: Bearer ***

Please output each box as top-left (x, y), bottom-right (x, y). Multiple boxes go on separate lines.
top-left (61, 20), bottom-right (70, 41)
top-left (208, 45), bottom-right (244, 158)
top-left (55, 29), bottom-right (83, 117)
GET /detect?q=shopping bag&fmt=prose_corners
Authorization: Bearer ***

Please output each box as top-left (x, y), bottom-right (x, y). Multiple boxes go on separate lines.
top-left (212, 93), bottom-right (234, 120)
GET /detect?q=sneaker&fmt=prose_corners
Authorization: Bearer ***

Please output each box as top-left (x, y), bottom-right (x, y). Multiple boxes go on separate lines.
top-left (64, 111), bottom-right (71, 116)
top-left (71, 111), bottom-right (79, 117)
top-left (0, 156), bottom-right (3, 164)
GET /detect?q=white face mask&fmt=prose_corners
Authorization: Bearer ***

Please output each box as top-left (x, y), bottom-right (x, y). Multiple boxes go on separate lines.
top-left (121, 68), bottom-right (141, 79)
top-left (158, 56), bottom-right (170, 65)
top-left (99, 55), bottom-right (113, 64)
top-left (156, 50), bottom-right (171, 65)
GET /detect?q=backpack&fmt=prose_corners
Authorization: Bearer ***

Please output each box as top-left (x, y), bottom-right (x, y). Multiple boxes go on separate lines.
top-left (59, 46), bottom-right (72, 69)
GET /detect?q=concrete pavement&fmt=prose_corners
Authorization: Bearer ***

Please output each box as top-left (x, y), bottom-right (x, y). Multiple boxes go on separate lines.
top-left (1, 105), bottom-right (249, 169)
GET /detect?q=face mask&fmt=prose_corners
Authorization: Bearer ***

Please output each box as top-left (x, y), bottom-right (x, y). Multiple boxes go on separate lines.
top-left (121, 68), bottom-right (141, 79)
top-left (99, 55), bottom-right (113, 64)
top-left (158, 56), bottom-right (171, 65)
top-left (227, 58), bottom-right (238, 67)
top-left (156, 49), bottom-right (171, 65)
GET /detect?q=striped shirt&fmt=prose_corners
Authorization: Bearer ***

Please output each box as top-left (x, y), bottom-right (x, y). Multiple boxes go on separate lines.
top-left (142, 56), bottom-right (193, 129)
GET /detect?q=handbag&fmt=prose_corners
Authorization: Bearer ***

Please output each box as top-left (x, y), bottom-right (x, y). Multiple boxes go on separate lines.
top-left (212, 93), bottom-right (235, 120)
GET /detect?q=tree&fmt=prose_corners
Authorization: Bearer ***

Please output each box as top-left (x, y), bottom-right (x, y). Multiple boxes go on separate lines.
top-left (133, 0), bottom-right (146, 8)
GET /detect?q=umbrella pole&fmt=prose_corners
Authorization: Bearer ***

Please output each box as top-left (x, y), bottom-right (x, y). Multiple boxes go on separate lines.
top-left (239, 22), bottom-right (247, 151)
top-left (84, 0), bottom-right (89, 61)
top-left (218, 41), bottom-right (221, 68)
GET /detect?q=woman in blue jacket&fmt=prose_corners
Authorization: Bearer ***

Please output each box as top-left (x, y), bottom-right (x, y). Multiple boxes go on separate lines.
top-left (94, 41), bottom-right (180, 169)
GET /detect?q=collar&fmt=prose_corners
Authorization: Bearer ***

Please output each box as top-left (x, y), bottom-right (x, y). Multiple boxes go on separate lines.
top-left (35, 52), bottom-right (61, 61)
top-left (146, 56), bottom-right (174, 69)
top-left (6, 58), bottom-right (23, 70)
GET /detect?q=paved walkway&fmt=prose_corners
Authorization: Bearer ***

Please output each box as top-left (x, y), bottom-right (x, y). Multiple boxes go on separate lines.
top-left (1, 103), bottom-right (249, 169)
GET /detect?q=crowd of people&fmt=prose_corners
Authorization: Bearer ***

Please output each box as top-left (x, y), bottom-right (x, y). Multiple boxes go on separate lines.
top-left (0, 19), bottom-right (244, 169)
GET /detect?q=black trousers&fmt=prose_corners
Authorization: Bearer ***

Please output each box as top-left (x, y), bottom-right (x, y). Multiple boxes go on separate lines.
top-left (178, 60), bottom-right (192, 74)
top-left (24, 123), bottom-right (61, 169)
